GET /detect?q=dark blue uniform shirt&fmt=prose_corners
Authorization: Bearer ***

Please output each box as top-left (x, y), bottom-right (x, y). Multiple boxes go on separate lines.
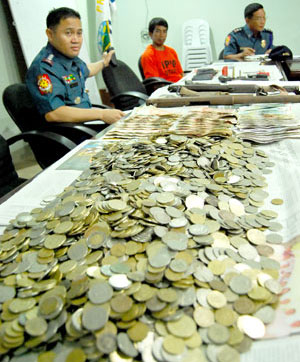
top-left (224, 25), bottom-right (274, 56)
top-left (26, 43), bottom-right (91, 116)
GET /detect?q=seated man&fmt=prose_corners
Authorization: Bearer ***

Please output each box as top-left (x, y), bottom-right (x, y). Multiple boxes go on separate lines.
top-left (26, 7), bottom-right (124, 124)
top-left (223, 3), bottom-right (274, 61)
top-left (141, 17), bottom-right (183, 82)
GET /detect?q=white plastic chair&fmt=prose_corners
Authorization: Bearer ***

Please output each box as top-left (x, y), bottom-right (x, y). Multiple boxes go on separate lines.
top-left (182, 19), bottom-right (212, 70)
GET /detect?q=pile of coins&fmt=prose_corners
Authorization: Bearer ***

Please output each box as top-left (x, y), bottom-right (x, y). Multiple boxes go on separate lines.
top-left (0, 134), bottom-right (283, 362)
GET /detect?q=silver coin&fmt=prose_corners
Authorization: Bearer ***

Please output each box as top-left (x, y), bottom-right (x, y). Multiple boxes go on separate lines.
top-left (117, 332), bottom-right (138, 358)
top-left (88, 281), bottom-right (113, 304)
top-left (109, 274), bottom-right (132, 290)
top-left (96, 333), bottom-right (117, 354)
top-left (82, 305), bottom-right (108, 331)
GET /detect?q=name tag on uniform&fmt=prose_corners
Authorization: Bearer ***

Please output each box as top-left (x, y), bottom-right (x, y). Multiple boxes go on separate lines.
top-left (70, 82), bottom-right (79, 88)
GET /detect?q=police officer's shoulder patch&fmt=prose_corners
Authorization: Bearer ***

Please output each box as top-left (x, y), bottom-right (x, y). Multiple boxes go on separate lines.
top-left (233, 27), bottom-right (242, 33)
top-left (42, 54), bottom-right (54, 66)
top-left (37, 74), bottom-right (52, 95)
top-left (225, 35), bottom-right (231, 46)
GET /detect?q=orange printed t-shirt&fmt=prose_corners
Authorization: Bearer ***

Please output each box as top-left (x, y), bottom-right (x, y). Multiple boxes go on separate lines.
top-left (141, 45), bottom-right (183, 82)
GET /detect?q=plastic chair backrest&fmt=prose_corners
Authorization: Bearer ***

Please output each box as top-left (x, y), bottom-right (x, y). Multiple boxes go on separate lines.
top-left (182, 19), bottom-right (212, 70)
top-left (183, 19), bottom-right (210, 47)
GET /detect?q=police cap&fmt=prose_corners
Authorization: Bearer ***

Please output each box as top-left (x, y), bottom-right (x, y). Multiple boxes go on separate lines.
top-left (269, 46), bottom-right (293, 61)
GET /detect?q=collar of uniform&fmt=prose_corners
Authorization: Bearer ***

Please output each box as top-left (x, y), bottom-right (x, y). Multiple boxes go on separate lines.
top-left (45, 43), bottom-right (80, 71)
top-left (243, 24), bottom-right (262, 39)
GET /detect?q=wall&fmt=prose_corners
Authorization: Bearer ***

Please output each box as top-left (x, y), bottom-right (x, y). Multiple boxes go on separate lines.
top-left (0, 0), bottom-right (23, 139)
top-left (112, 0), bottom-right (300, 78)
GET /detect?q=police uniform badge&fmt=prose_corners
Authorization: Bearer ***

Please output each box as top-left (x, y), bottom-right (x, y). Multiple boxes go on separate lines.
top-left (37, 74), bottom-right (52, 95)
top-left (74, 97), bottom-right (81, 104)
top-left (261, 39), bottom-right (266, 48)
top-left (225, 35), bottom-right (231, 46)
top-left (62, 74), bottom-right (76, 84)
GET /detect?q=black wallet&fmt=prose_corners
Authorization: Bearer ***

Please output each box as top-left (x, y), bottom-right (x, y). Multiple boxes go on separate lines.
top-left (192, 68), bottom-right (217, 81)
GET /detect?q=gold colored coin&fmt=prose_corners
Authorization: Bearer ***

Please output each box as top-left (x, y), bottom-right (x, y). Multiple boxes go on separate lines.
top-left (193, 306), bottom-right (215, 328)
top-left (65, 348), bottom-right (86, 362)
top-left (9, 298), bottom-right (36, 313)
top-left (38, 248), bottom-right (54, 258)
top-left (155, 320), bottom-right (168, 336)
top-left (133, 284), bottom-right (155, 302)
top-left (127, 321), bottom-right (149, 342)
top-left (157, 288), bottom-right (178, 303)
top-left (110, 243), bottom-right (126, 257)
top-left (38, 351), bottom-right (56, 362)
top-left (228, 326), bottom-right (245, 346)
top-left (207, 290), bottom-right (227, 309)
top-left (110, 294), bottom-right (133, 314)
top-left (167, 315), bottom-right (196, 338)
top-left (25, 317), bottom-right (47, 337)
top-left (208, 260), bottom-right (226, 275)
top-left (184, 331), bottom-right (202, 348)
top-left (59, 260), bottom-right (78, 274)
top-left (126, 241), bottom-right (143, 255)
top-left (271, 198), bottom-right (283, 205)
top-left (163, 334), bottom-right (185, 355)
top-left (44, 234), bottom-right (66, 249)
top-left (248, 286), bottom-right (271, 301)
top-left (215, 307), bottom-right (236, 326)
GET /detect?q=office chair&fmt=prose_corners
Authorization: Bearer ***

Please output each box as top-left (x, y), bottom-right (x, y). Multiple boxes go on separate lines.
top-left (219, 49), bottom-right (225, 60)
top-left (0, 134), bottom-right (27, 198)
top-left (2, 83), bottom-right (87, 168)
top-left (102, 59), bottom-right (149, 111)
top-left (138, 56), bottom-right (172, 96)
top-left (2, 83), bottom-right (104, 168)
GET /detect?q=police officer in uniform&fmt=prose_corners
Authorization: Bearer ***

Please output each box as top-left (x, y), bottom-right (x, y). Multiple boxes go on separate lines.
top-left (223, 3), bottom-right (274, 61)
top-left (26, 7), bottom-right (124, 124)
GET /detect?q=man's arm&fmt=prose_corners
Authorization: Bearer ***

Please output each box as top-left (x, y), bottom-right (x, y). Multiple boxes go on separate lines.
top-left (141, 52), bottom-right (160, 79)
top-left (45, 106), bottom-right (124, 124)
top-left (223, 31), bottom-right (256, 61)
top-left (224, 47), bottom-right (255, 61)
top-left (87, 50), bottom-right (115, 77)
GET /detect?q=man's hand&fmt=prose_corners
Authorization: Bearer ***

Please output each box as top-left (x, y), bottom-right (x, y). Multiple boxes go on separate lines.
top-left (100, 109), bottom-right (124, 124)
top-left (102, 50), bottom-right (115, 67)
top-left (45, 106), bottom-right (124, 123)
top-left (240, 47), bottom-right (255, 58)
top-left (224, 48), bottom-right (256, 61)
top-left (88, 49), bottom-right (116, 76)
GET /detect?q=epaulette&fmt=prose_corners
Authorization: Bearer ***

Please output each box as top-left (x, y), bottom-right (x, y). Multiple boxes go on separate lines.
top-left (233, 27), bottom-right (242, 33)
top-left (263, 28), bottom-right (273, 34)
top-left (42, 54), bottom-right (54, 66)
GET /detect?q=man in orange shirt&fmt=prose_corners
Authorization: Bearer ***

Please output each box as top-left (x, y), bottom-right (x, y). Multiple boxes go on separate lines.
top-left (141, 18), bottom-right (183, 83)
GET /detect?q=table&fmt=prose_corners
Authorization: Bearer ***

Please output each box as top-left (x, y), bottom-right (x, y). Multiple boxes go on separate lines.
top-left (281, 59), bottom-right (300, 81)
top-left (1, 100), bottom-right (300, 361)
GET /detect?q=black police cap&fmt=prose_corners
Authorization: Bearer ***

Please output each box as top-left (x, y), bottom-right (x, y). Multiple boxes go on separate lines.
top-left (269, 46), bottom-right (293, 61)
top-left (244, 3), bottom-right (263, 18)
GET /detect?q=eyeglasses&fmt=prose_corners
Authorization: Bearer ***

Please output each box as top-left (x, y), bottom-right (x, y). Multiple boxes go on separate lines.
top-left (252, 16), bottom-right (267, 21)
